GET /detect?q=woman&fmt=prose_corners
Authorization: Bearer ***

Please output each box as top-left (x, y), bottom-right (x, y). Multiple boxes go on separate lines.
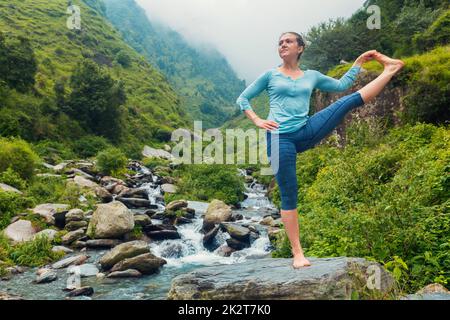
top-left (236, 31), bottom-right (404, 268)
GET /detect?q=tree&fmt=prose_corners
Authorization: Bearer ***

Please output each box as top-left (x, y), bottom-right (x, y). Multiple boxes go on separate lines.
top-left (0, 33), bottom-right (37, 92)
top-left (66, 59), bottom-right (126, 141)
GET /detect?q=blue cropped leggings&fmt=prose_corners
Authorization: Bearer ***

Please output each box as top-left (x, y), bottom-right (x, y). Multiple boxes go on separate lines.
top-left (266, 91), bottom-right (365, 210)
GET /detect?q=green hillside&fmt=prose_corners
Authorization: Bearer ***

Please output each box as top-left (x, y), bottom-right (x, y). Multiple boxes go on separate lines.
top-left (103, 0), bottom-right (245, 129)
top-left (0, 0), bottom-right (190, 158)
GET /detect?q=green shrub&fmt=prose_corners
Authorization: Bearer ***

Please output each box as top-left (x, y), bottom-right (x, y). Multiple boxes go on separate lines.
top-left (0, 137), bottom-right (40, 180)
top-left (26, 175), bottom-right (67, 205)
top-left (0, 167), bottom-right (27, 190)
top-left (8, 235), bottom-right (65, 267)
top-left (96, 147), bottom-right (128, 176)
top-left (72, 135), bottom-right (112, 158)
top-left (0, 191), bottom-right (35, 230)
top-left (413, 9), bottom-right (450, 52)
top-left (170, 164), bottom-right (246, 205)
top-left (271, 123), bottom-right (450, 293)
top-left (31, 140), bottom-right (76, 165)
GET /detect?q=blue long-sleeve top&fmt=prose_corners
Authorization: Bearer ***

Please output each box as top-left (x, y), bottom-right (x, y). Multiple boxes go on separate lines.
top-left (236, 65), bottom-right (361, 134)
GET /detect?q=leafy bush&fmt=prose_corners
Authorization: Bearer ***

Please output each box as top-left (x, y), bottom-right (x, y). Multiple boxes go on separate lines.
top-left (167, 163), bottom-right (246, 205)
top-left (7, 235), bottom-right (65, 267)
top-left (413, 9), bottom-right (450, 52)
top-left (0, 191), bottom-right (35, 230)
top-left (0, 167), bottom-right (27, 190)
top-left (271, 123), bottom-right (450, 293)
top-left (96, 147), bottom-right (128, 176)
top-left (72, 135), bottom-right (112, 158)
top-left (0, 137), bottom-right (40, 180)
top-left (31, 140), bottom-right (76, 165)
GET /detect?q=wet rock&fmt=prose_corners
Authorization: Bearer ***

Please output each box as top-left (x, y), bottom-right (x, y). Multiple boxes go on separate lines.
top-left (35, 269), bottom-right (57, 284)
top-left (116, 197), bottom-right (152, 208)
top-left (231, 213), bottom-right (244, 221)
top-left (146, 230), bottom-right (181, 240)
top-left (175, 216), bottom-right (192, 225)
top-left (260, 216), bottom-right (274, 226)
top-left (220, 222), bottom-right (250, 242)
top-left (107, 269), bottom-right (142, 278)
top-left (203, 200), bottom-right (232, 231)
top-left (52, 254), bottom-right (89, 269)
top-left (0, 292), bottom-right (25, 300)
top-left (110, 253), bottom-right (167, 275)
top-left (66, 286), bottom-right (94, 297)
top-left (134, 214), bottom-right (152, 227)
top-left (72, 240), bottom-right (87, 249)
top-left (226, 237), bottom-right (250, 250)
top-left (4, 220), bottom-right (36, 243)
top-left (216, 245), bottom-right (236, 257)
top-left (202, 225), bottom-right (220, 248)
top-left (86, 239), bottom-right (121, 249)
top-left (99, 240), bottom-right (150, 270)
top-left (67, 264), bottom-right (99, 277)
top-left (53, 211), bottom-right (67, 229)
top-left (87, 201), bottom-right (134, 239)
top-left (165, 199), bottom-right (188, 211)
top-left (61, 229), bottom-right (85, 245)
top-left (167, 257), bottom-right (395, 300)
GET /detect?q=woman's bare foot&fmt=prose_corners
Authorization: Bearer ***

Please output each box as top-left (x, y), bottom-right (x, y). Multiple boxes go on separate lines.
top-left (292, 254), bottom-right (311, 268)
top-left (374, 53), bottom-right (405, 75)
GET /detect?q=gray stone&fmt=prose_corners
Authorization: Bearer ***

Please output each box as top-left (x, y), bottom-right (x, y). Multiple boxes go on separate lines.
top-left (110, 253), bottom-right (167, 275)
top-left (73, 175), bottom-right (99, 189)
top-left (0, 183), bottom-right (22, 194)
top-left (52, 246), bottom-right (74, 254)
top-left (134, 214), bottom-right (152, 227)
top-left (161, 184), bottom-right (177, 194)
top-left (61, 229), bottom-right (85, 245)
top-left (65, 220), bottom-right (88, 231)
top-left (87, 201), bottom-right (134, 239)
top-left (67, 264), bottom-right (99, 277)
top-left (32, 203), bottom-right (70, 225)
top-left (35, 269), bottom-right (57, 284)
top-left (65, 209), bottom-right (84, 222)
top-left (220, 222), bottom-right (250, 242)
top-left (3, 220), bottom-right (36, 243)
top-left (99, 240), bottom-right (150, 270)
top-left (67, 286), bottom-right (94, 297)
top-left (167, 257), bottom-right (395, 300)
top-left (52, 254), bottom-right (89, 269)
top-left (204, 200), bottom-right (232, 225)
top-left (107, 269), bottom-right (142, 278)
top-left (86, 239), bottom-right (121, 249)
top-left (33, 229), bottom-right (58, 241)
top-left (165, 199), bottom-right (188, 211)
top-left (142, 145), bottom-right (175, 160)
top-left (116, 197), bottom-right (152, 208)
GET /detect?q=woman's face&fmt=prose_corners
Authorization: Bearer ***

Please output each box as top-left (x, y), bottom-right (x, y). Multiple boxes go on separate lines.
top-left (278, 33), bottom-right (302, 61)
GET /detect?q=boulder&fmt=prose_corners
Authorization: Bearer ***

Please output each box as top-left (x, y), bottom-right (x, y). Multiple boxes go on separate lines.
top-left (35, 269), bottom-right (57, 284)
top-left (0, 183), bottom-right (22, 194)
top-left (33, 229), bottom-right (58, 241)
top-left (99, 240), bottom-right (150, 270)
top-left (167, 257), bottom-right (395, 300)
top-left (73, 175), bottom-right (99, 189)
top-left (52, 254), bottom-right (89, 269)
top-left (203, 200), bottom-right (232, 228)
top-left (65, 209), bottom-right (84, 222)
top-left (67, 264), bottom-right (99, 277)
top-left (86, 239), bottom-right (121, 249)
top-left (220, 222), bottom-right (250, 242)
top-left (3, 220), bottom-right (36, 243)
top-left (107, 269), bottom-right (142, 278)
top-left (65, 220), bottom-right (88, 231)
top-left (161, 184), bottom-right (177, 194)
top-left (142, 146), bottom-right (175, 160)
top-left (110, 253), bottom-right (167, 275)
top-left (87, 201), bottom-right (134, 239)
top-left (31, 203), bottom-right (70, 225)
top-left (165, 199), bottom-right (188, 211)
top-left (61, 229), bottom-right (85, 245)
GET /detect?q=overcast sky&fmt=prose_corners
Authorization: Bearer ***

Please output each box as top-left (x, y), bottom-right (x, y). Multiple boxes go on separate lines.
top-left (136, 0), bottom-right (366, 83)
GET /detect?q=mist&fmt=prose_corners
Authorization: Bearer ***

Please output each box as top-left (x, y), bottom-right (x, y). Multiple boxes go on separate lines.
top-left (135, 0), bottom-right (366, 82)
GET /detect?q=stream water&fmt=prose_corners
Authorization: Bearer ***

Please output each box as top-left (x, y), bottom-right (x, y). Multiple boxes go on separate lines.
top-left (0, 166), bottom-right (279, 300)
